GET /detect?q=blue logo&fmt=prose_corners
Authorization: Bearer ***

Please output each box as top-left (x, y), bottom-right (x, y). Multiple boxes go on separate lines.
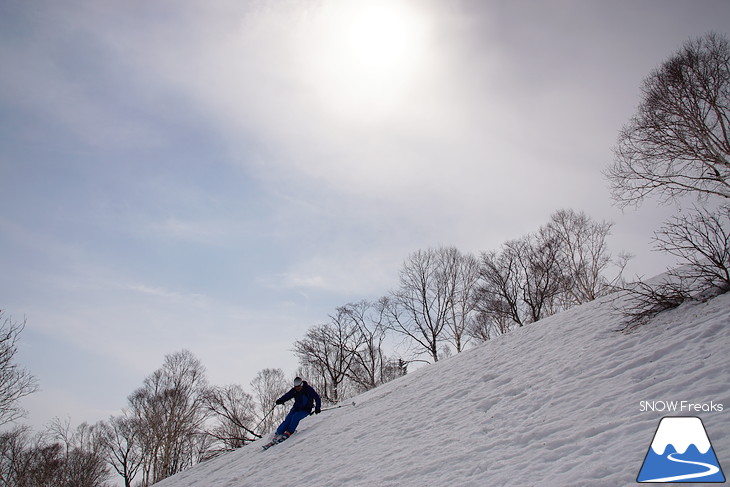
top-left (637, 416), bottom-right (725, 483)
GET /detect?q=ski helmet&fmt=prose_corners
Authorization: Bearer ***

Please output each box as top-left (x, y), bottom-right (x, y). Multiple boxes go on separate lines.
top-left (293, 377), bottom-right (303, 387)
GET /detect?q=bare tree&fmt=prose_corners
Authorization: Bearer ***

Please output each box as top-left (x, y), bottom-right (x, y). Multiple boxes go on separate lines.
top-left (618, 279), bottom-right (691, 332)
top-left (49, 418), bottom-right (112, 487)
top-left (653, 204), bottom-right (730, 293)
top-left (202, 385), bottom-right (258, 452)
top-left (250, 368), bottom-right (288, 435)
top-left (0, 426), bottom-right (64, 487)
top-left (606, 33), bottom-right (730, 327)
top-left (387, 247), bottom-right (467, 362)
top-left (128, 350), bottom-right (209, 486)
top-left (0, 312), bottom-right (37, 426)
top-left (483, 233), bottom-right (567, 325)
top-left (340, 299), bottom-right (390, 392)
top-left (104, 412), bottom-right (143, 487)
top-left (616, 196), bottom-right (729, 330)
top-left (0, 426), bottom-right (34, 487)
top-left (547, 209), bottom-right (629, 303)
top-left (442, 249), bottom-right (481, 353)
top-left (476, 226), bottom-right (572, 332)
top-left (467, 311), bottom-right (502, 342)
top-left (2, 421), bottom-right (115, 487)
top-left (476, 248), bottom-right (525, 329)
top-left (517, 229), bottom-right (568, 322)
top-left (294, 309), bottom-right (361, 403)
top-left (607, 32), bottom-right (730, 207)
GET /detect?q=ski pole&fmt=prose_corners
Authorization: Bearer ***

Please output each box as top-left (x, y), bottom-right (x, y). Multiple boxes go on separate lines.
top-left (253, 404), bottom-right (277, 438)
top-left (313, 401), bottom-right (357, 414)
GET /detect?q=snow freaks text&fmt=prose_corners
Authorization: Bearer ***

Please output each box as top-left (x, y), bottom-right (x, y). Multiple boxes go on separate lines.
top-left (639, 401), bottom-right (724, 413)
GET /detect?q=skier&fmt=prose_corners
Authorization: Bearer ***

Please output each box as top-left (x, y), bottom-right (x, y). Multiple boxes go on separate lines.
top-left (273, 377), bottom-right (322, 442)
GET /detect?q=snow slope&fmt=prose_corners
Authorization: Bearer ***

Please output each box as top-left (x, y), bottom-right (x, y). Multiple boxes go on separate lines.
top-left (157, 288), bottom-right (730, 487)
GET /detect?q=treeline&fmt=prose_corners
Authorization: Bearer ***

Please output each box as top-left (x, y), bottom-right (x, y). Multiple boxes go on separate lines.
top-left (293, 208), bottom-right (629, 404)
top-left (0, 351), bottom-right (299, 487)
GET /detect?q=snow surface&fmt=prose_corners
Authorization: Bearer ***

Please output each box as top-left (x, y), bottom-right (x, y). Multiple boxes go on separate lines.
top-left (156, 288), bottom-right (730, 487)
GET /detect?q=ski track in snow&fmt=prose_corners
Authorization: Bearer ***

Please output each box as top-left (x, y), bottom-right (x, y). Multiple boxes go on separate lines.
top-left (156, 288), bottom-right (730, 487)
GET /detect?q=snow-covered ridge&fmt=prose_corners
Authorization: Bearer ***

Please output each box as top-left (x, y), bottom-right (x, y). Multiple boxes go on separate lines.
top-left (156, 286), bottom-right (730, 486)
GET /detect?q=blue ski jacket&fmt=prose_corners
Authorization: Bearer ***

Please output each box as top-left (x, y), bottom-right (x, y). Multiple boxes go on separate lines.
top-left (277, 381), bottom-right (322, 414)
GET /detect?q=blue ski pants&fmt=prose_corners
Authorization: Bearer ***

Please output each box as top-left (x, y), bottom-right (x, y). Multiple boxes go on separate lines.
top-left (276, 409), bottom-right (310, 435)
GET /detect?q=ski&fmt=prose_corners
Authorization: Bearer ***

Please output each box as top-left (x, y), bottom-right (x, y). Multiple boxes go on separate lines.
top-left (261, 433), bottom-right (289, 451)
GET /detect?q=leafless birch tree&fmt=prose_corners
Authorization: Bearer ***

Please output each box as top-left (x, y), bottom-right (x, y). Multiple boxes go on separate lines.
top-left (202, 385), bottom-right (258, 451)
top-left (0, 312), bottom-right (37, 426)
top-left (340, 299), bottom-right (390, 392)
top-left (607, 32), bottom-right (730, 207)
top-left (547, 209), bottom-right (629, 303)
top-left (104, 412), bottom-right (143, 487)
top-left (294, 309), bottom-right (361, 403)
top-left (653, 204), bottom-right (730, 292)
top-left (476, 247), bottom-right (525, 331)
top-left (607, 32), bottom-right (730, 326)
top-left (250, 368), bottom-right (288, 434)
top-left (439, 249), bottom-right (481, 353)
top-left (386, 247), bottom-right (476, 362)
top-left (49, 418), bottom-right (112, 487)
top-left (476, 226), bottom-right (573, 333)
top-left (128, 350), bottom-right (209, 486)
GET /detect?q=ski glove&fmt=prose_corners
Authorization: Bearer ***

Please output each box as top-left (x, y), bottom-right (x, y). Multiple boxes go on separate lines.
top-left (314, 408), bottom-right (321, 414)
top-left (275, 399), bottom-right (284, 405)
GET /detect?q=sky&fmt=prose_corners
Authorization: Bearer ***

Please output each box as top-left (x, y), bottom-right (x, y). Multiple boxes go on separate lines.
top-left (1, 0), bottom-right (729, 429)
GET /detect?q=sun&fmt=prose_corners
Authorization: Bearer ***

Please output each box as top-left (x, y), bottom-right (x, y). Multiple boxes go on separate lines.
top-left (306, 0), bottom-right (432, 121)
top-left (344, 3), bottom-right (416, 74)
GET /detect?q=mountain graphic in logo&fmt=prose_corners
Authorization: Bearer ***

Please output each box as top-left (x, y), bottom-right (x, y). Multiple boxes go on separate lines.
top-left (637, 416), bottom-right (725, 483)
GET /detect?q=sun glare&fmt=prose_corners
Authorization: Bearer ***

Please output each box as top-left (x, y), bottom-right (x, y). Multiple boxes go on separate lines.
top-left (345, 4), bottom-right (413, 73)
top-left (307, 0), bottom-right (431, 121)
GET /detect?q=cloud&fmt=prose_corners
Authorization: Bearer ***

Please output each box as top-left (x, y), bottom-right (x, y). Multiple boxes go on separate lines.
top-left (70, 2), bottom-right (488, 191)
top-left (1, 0), bottom-right (600, 254)
top-left (127, 283), bottom-right (206, 302)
